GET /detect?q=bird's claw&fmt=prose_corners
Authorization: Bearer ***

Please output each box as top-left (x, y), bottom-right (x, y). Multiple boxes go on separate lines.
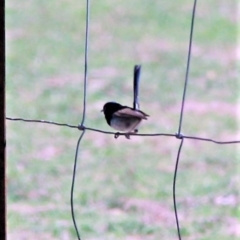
top-left (114, 132), bottom-right (120, 139)
top-left (125, 133), bottom-right (130, 139)
top-left (114, 132), bottom-right (131, 140)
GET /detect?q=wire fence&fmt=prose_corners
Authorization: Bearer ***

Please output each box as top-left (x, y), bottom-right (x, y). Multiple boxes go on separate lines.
top-left (6, 0), bottom-right (239, 239)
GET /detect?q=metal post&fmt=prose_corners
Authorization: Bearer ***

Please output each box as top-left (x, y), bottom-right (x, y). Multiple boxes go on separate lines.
top-left (0, 0), bottom-right (6, 239)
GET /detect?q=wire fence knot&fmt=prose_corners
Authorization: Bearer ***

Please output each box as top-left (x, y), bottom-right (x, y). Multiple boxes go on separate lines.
top-left (78, 124), bottom-right (86, 131)
top-left (175, 133), bottom-right (184, 140)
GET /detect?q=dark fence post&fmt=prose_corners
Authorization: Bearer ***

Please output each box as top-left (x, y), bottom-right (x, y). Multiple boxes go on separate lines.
top-left (0, 0), bottom-right (6, 239)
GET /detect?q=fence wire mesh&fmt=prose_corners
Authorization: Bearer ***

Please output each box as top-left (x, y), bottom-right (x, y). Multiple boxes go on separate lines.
top-left (6, 0), bottom-right (239, 239)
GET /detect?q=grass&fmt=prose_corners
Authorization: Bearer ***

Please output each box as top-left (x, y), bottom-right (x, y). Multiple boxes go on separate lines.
top-left (6, 0), bottom-right (239, 239)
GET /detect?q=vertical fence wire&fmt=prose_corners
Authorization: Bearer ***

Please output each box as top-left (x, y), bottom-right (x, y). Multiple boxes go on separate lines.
top-left (71, 130), bottom-right (86, 240)
top-left (177, 0), bottom-right (197, 135)
top-left (79, 0), bottom-right (90, 127)
top-left (174, 0), bottom-right (197, 238)
top-left (173, 138), bottom-right (184, 240)
top-left (70, 0), bottom-right (90, 239)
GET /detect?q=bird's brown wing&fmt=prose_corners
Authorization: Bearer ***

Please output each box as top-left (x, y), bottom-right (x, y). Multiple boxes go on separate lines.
top-left (114, 108), bottom-right (149, 120)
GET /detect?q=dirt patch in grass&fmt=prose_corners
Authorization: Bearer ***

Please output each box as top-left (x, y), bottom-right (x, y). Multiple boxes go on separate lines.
top-left (123, 198), bottom-right (176, 226)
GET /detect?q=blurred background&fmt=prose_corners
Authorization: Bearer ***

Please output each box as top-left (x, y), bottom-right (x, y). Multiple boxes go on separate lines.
top-left (6, 0), bottom-right (239, 239)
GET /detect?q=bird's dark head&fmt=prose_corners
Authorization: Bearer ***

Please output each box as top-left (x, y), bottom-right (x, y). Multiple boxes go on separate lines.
top-left (102, 102), bottom-right (123, 115)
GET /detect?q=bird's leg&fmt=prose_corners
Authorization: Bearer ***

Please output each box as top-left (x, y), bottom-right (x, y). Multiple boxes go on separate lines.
top-left (114, 132), bottom-right (120, 139)
top-left (125, 133), bottom-right (131, 139)
top-left (115, 132), bottom-right (131, 140)
top-left (124, 129), bottom-right (138, 139)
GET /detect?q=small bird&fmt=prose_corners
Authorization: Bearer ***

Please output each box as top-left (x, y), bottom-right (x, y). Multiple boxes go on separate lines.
top-left (102, 102), bottom-right (149, 137)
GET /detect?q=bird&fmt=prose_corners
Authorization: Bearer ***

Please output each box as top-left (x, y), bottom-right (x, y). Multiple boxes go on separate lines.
top-left (102, 102), bottom-right (149, 138)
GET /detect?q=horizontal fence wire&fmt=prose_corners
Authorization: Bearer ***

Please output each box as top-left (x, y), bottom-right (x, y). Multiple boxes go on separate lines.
top-left (6, 0), bottom-right (239, 239)
top-left (6, 117), bottom-right (240, 145)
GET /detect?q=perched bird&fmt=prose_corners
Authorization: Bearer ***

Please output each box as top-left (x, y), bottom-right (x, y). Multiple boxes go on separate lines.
top-left (102, 102), bottom-right (149, 136)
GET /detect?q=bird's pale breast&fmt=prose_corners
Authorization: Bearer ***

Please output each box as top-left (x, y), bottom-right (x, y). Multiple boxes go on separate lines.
top-left (110, 116), bottom-right (141, 132)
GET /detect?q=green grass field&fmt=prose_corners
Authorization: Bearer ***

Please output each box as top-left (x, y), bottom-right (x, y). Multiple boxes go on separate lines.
top-left (6, 0), bottom-right (239, 239)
